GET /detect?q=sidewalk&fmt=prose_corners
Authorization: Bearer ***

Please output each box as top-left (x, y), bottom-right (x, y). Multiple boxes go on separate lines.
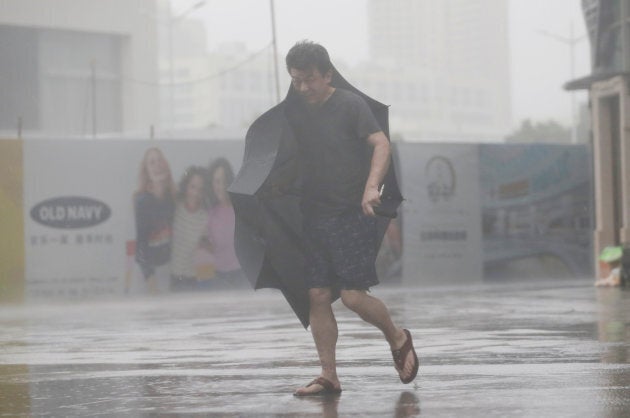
top-left (0, 281), bottom-right (629, 417)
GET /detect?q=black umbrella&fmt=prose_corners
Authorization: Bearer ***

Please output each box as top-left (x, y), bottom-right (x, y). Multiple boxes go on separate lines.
top-left (228, 67), bottom-right (403, 329)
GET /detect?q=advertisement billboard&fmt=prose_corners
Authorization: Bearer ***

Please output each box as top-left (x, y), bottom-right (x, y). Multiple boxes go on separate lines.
top-left (397, 143), bottom-right (483, 285)
top-left (0, 139), bottom-right (595, 301)
top-left (480, 144), bottom-right (594, 279)
top-left (22, 139), bottom-right (244, 298)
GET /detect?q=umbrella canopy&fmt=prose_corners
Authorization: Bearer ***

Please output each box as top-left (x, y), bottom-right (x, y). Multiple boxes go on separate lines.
top-left (228, 67), bottom-right (403, 328)
top-left (599, 246), bottom-right (623, 263)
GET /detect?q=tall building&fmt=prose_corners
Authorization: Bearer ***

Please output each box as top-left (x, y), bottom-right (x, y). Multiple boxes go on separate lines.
top-left (0, 0), bottom-right (160, 137)
top-left (362, 0), bottom-right (511, 142)
top-left (208, 43), bottom-right (277, 129)
top-left (566, 0), bottom-right (630, 275)
top-left (159, 17), bottom-right (213, 132)
top-left (160, 37), bottom-right (277, 137)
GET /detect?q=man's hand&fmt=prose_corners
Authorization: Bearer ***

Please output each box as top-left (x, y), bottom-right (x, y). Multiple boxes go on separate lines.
top-left (362, 131), bottom-right (390, 216)
top-left (362, 185), bottom-right (381, 216)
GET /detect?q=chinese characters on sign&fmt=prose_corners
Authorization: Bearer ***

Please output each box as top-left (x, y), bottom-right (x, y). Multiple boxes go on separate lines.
top-left (30, 233), bottom-right (113, 246)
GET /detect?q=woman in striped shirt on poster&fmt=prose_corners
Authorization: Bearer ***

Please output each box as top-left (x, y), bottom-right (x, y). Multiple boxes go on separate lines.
top-left (170, 166), bottom-right (211, 292)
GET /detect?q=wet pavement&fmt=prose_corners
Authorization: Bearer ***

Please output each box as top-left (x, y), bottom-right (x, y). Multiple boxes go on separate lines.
top-left (1, 281), bottom-right (629, 417)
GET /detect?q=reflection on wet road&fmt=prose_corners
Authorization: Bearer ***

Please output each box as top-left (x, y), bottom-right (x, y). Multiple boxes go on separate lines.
top-left (1, 283), bottom-right (629, 416)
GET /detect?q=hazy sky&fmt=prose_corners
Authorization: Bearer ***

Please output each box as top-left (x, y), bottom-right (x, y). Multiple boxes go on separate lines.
top-left (175, 0), bottom-right (590, 129)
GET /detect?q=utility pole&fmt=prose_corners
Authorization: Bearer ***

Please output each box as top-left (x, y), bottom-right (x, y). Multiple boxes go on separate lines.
top-left (270, 0), bottom-right (281, 103)
top-left (91, 60), bottom-right (97, 138)
top-left (168, 12), bottom-right (175, 135)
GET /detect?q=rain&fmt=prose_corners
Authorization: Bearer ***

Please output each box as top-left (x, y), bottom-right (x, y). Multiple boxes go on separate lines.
top-left (1, 0), bottom-right (629, 416)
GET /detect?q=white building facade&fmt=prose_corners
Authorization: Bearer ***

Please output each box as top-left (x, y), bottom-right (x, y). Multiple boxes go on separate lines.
top-left (361, 0), bottom-right (512, 142)
top-left (0, 0), bottom-right (160, 137)
top-left (162, 35), bottom-right (277, 136)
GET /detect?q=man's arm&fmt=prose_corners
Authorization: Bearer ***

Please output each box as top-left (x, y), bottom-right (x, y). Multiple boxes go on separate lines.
top-left (362, 131), bottom-right (391, 216)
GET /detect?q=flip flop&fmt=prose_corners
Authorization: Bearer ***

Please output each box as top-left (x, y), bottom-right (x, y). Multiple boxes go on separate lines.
top-left (392, 329), bottom-right (419, 384)
top-left (293, 377), bottom-right (342, 397)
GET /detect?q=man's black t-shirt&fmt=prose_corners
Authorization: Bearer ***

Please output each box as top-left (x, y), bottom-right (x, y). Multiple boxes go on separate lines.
top-left (285, 88), bottom-right (382, 218)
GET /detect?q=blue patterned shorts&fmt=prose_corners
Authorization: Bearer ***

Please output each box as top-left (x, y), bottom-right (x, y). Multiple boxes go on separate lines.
top-left (303, 210), bottom-right (380, 290)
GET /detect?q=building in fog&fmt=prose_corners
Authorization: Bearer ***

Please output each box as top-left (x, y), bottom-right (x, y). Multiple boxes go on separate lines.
top-left (360, 0), bottom-right (511, 142)
top-left (566, 0), bottom-right (630, 274)
top-left (162, 34), bottom-right (277, 135)
top-left (207, 43), bottom-right (277, 129)
top-left (0, 0), bottom-right (159, 137)
top-left (156, 0), bottom-right (511, 141)
top-left (159, 18), bottom-right (212, 131)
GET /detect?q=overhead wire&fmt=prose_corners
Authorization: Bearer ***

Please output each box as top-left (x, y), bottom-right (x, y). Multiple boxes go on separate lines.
top-left (120, 42), bottom-right (273, 87)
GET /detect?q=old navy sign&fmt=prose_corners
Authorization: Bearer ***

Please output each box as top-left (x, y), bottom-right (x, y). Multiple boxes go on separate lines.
top-left (31, 196), bottom-right (111, 229)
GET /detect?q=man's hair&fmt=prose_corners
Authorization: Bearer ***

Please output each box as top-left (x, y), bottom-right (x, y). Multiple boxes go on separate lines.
top-left (285, 40), bottom-right (332, 75)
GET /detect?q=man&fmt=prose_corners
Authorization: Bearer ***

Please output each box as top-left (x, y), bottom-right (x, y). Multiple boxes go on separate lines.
top-left (284, 41), bottom-right (419, 396)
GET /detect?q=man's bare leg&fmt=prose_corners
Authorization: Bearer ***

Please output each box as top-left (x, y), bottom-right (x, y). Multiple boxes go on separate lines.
top-left (294, 287), bottom-right (342, 395)
top-left (340, 289), bottom-right (417, 381)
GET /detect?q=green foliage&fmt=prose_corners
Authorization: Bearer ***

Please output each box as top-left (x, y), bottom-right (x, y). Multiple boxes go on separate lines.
top-left (506, 119), bottom-right (571, 143)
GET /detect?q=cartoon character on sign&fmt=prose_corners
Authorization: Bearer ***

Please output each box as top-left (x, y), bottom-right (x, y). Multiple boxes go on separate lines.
top-left (425, 156), bottom-right (455, 203)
